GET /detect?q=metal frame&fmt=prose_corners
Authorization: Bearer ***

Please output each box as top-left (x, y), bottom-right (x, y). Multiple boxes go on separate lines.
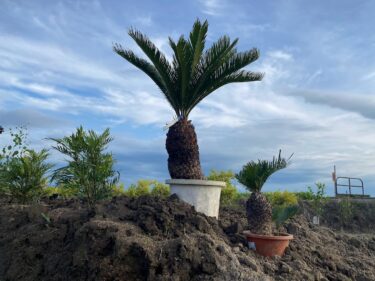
top-left (335, 176), bottom-right (364, 196)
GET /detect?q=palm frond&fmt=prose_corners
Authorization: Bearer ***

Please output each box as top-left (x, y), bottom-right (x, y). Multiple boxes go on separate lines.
top-left (114, 20), bottom-right (263, 119)
top-left (113, 44), bottom-right (179, 115)
top-left (189, 19), bottom-right (208, 72)
top-left (236, 150), bottom-right (293, 192)
top-left (128, 28), bottom-right (175, 93)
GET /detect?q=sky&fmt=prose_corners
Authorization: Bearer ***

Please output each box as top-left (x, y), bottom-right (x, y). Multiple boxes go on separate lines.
top-left (0, 0), bottom-right (374, 196)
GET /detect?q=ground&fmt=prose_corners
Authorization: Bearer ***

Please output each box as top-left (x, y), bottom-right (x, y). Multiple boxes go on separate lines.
top-left (0, 195), bottom-right (374, 281)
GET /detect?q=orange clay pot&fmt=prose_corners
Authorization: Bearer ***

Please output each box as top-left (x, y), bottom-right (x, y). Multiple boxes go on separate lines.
top-left (243, 231), bottom-right (293, 257)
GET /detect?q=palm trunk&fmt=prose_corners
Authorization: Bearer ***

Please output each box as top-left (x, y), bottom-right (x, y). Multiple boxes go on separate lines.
top-left (246, 191), bottom-right (273, 235)
top-left (166, 118), bottom-right (204, 179)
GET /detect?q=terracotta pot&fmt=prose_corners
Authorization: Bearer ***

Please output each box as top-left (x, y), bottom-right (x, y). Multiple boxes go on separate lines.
top-left (243, 231), bottom-right (293, 257)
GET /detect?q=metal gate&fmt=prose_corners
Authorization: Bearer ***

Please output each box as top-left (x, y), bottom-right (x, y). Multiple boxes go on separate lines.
top-left (332, 165), bottom-right (366, 197)
top-left (335, 176), bottom-right (364, 196)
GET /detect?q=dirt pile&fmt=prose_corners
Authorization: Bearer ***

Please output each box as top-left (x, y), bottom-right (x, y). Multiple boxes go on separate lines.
top-left (220, 204), bottom-right (375, 281)
top-left (1, 195), bottom-right (375, 281)
top-left (0, 196), bottom-right (267, 281)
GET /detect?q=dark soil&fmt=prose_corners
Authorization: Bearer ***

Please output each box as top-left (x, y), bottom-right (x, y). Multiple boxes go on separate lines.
top-left (1, 195), bottom-right (375, 281)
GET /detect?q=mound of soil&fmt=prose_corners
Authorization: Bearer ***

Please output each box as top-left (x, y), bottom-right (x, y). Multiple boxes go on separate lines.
top-left (1, 195), bottom-right (375, 281)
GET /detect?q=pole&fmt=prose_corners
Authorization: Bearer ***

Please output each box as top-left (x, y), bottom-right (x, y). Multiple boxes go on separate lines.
top-left (333, 165), bottom-right (337, 197)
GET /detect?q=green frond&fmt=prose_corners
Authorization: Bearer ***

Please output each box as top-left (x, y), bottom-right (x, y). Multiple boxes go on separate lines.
top-left (236, 150), bottom-right (293, 193)
top-left (128, 28), bottom-right (175, 92)
top-left (189, 19), bottom-right (208, 71)
top-left (114, 19), bottom-right (263, 119)
top-left (113, 44), bottom-right (179, 115)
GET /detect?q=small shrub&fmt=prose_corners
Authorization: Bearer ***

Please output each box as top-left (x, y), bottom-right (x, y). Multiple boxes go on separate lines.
top-left (111, 183), bottom-right (127, 196)
top-left (308, 182), bottom-right (327, 217)
top-left (264, 190), bottom-right (298, 207)
top-left (0, 149), bottom-right (53, 203)
top-left (207, 170), bottom-right (238, 205)
top-left (124, 180), bottom-right (152, 197)
top-left (0, 126), bottom-right (29, 161)
top-left (0, 126), bottom-right (29, 195)
top-left (295, 190), bottom-right (315, 200)
top-left (124, 180), bottom-right (170, 197)
top-left (272, 204), bottom-right (299, 231)
top-left (43, 185), bottom-right (78, 199)
top-left (150, 182), bottom-right (170, 197)
top-left (338, 196), bottom-right (354, 224)
top-left (50, 126), bottom-right (119, 208)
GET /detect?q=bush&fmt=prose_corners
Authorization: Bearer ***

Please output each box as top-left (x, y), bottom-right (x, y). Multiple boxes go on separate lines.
top-left (150, 181), bottom-right (170, 197)
top-left (111, 183), bottom-right (127, 196)
top-left (295, 190), bottom-right (315, 200)
top-left (50, 126), bottom-right (119, 208)
top-left (125, 182), bottom-right (150, 197)
top-left (207, 170), bottom-right (238, 205)
top-left (43, 185), bottom-right (81, 199)
top-left (0, 149), bottom-right (53, 203)
top-left (124, 179), bottom-right (170, 197)
top-left (264, 190), bottom-right (298, 207)
top-left (307, 182), bottom-right (327, 216)
top-left (272, 204), bottom-right (299, 230)
top-left (0, 126), bottom-right (29, 195)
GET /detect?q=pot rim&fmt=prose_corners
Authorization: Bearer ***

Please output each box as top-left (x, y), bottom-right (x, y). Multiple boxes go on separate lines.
top-left (165, 179), bottom-right (226, 187)
top-left (243, 231), bottom-right (294, 240)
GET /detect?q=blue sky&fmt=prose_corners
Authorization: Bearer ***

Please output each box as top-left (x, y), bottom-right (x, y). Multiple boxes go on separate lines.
top-left (1, 0), bottom-right (375, 195)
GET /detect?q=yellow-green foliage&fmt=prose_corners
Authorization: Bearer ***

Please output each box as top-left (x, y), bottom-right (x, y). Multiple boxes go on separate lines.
top-left (42, 185), bottom-right (78, 199)
top-left (124, 179), bottom-right (170, 197)
top-left (207, 170), bottom-right (239, 205)
top-left (111, 183), bottom-right (127, 196)
top-left (264, 190), bottom-right (298, 207)
top-left (150, 182), bottom-right (170, 197)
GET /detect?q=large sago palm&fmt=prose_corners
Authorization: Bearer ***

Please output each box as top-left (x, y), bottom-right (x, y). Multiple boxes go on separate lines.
top-left (114, 20), bottom-right (263, 179)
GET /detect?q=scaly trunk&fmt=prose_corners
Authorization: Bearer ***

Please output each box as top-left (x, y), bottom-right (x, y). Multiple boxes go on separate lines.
top-left (246, 191), bottom-right (272, 235)
top-left (166, 118), bottom-right (204, 179)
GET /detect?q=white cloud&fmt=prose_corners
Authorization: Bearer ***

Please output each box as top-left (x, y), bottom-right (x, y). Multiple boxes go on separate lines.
top-left (362, 71), bottom-right (375, 81)
top-left (199, 0), bottom-right (225, 16)
top-left (1, 0), bottom-right (375, 194)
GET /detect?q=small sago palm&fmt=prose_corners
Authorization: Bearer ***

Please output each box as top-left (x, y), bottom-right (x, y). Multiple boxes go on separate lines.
top-left (236, 150), bottom-right (292, 234)
top-left (114, 19), bottom-right (263, 179)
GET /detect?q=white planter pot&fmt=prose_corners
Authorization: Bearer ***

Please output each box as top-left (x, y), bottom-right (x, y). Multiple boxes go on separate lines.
top-left (166, 179), bottom-right (225, 218)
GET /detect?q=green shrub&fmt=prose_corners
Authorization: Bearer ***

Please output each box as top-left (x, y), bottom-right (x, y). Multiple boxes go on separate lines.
top-left (264, 190), bottom-right (298, 207)
top-left (111, 183), bottom-right (127, 196)
top-left (308, 182), bottom-right (327, 216)
top-left (272, 204), bottom-right (299, 230)
top-left (0, 126), bottom-right (52, 203)
top-left (0, 126), bottom-right (29, 161)
top-left (338, 196), bottom-right (354, 224)
top-left (43, 185), bottom-right (81, 199)
top-left (150, 181), bottom-right (170, 197)
top-left (125, 182), bottom-right (150, 197)
top-left (207, 170), bottom-right (238, 205)
top-left (124, 179), bottom-right (170, 197)
top-left (50, 126), bottom-right (119, 208)
top-left (0, 126), bottom-right (29, 195)
top-left (0, 149), bottom-right (53, 203)
top-left (295, 190), bottom-right (315, 200)
top-left (234, 192), bottom-right (250, 202)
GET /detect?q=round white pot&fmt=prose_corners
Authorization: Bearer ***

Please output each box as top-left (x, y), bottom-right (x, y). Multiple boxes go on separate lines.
top-left (165, 179), bottom-right (225, 218)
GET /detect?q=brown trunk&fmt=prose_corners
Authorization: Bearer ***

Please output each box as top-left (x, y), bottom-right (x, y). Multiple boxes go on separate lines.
top-left (166, 118), bottom-right (204, 179)
top-left (246, 192), bottom-right (272, 235)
